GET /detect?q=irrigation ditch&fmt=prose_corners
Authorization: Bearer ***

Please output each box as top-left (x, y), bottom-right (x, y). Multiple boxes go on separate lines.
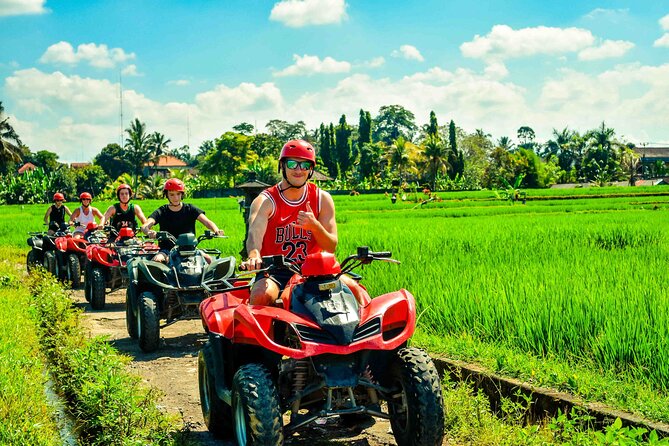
top-left (434, 357), bottom-right (669, 438)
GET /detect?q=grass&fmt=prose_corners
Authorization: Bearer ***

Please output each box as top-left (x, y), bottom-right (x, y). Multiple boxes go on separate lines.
top-left (0, 247), bottom-right (61, 445)
top-left (5, 186), bottom-right (669, 428)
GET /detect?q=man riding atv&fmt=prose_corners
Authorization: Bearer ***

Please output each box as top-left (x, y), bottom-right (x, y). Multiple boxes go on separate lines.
top-left (99, 184), bottom-right (148, 239)
top-left (241, 139), bottom-right (362, 304)
top-left (141, 178), bottom-right (225, 263)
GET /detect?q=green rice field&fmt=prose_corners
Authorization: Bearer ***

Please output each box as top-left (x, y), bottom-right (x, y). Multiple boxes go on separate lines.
top-left (4, 186), bottom-right (669, 401)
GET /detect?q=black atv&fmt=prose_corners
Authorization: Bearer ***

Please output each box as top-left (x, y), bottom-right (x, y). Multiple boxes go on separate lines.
top-left (126, 231), bottom-right (236, 353)
top-left (26, 223), bottom-right (70, 276)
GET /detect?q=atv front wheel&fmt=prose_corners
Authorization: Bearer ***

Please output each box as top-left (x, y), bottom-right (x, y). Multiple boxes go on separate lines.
top-left (26, 250), bottom-right (39, 272)
top-left (90, 268), bottom-right (106, 310)
top-left (232, 363), bottom-right (283, 446)
top-left (387, 347), bottom-right (444, 446)
top-left (125, 284), bottom-right (138, 339)
top-left (83, 264), bottom-right (92, 302)
top-left (68, 254), bottom-right (81, 288)
top-left (137, 291), bottom-right (160, 352)
top-left (43, 251), bottom-right (57, 276)
top-left (199, 345), bottom-right (232, 437)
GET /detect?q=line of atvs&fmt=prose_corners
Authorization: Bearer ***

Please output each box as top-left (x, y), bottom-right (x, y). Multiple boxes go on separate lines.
top-left (26, 226), bottom-right (444, 446)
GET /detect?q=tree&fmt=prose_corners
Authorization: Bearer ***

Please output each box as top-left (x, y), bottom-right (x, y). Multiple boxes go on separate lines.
top-left (265, 119), bottom-right (307, 141)
top-left (447, 120), bottom-right (464, 180)
top-left (586, 121), bottom-right (616, 152)
top-left (233, 122), bottom-right (255, 135)
top-left (249, 133), bottom-right (282, 159)
top-left (496, 136), bottom-right (515, 151)
top-left (124, 118), bottom-right (154, 179)
top-left (372, 105), bottom-right (418, 145)
top-left (357, 142), bottom-right (384, 181)
top-left (357, 109), bottom-right (372, 164)
top-left (24, 150), bottom-right (61, 171)
top-left (318, 123), bottom-right (338, 178)
top-left (385, 136), bottom-right (411, 183)
top-left (94, 143), bottom-right (132, 179)
top-left (72, 164), bottom-right (110, 196)
top-left (0, 101), bottom-right (23, 170)
top-left (423, 136), bottom-right (448, 190)
top-left (148, 132), bottom-right (171, 159)
top-left (517, 126), bottom-right (536, 146)
top-left (167, 145), bottom-right (194, 165)
top-left (427, 111), bottom-right (439, 140)
top-left (335, 114), bottom-right (353, 175)
top-left (621, 147), bottom-right (640, 186)
top-left (199, 132), bottom-right (252, 186)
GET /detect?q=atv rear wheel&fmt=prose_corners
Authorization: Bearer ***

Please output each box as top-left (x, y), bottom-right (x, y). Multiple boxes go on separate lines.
top-left (83, 264), bottom-right (92, 302)
top-left (26, 250), bottom-right (39, 272)
top-left (232, 363), bottom-right (283, 446)
top-left (125, 284), bottom-right (138, 339)
top-left (387, 347), bottom-right (444, 446)
top-left (43, 251), bottom-right (57, 276)
top-left (90, 268), bottom-right (106, 310)
top-left (68, 254), bottom-right (81, 288)
top-left (137, 291), bottom-right (160, 352)
top-left (199, 346), bottom-right (232, 437)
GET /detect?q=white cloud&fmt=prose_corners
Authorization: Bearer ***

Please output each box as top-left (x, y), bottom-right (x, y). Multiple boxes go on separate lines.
top-left (578, 40), bottom-right (634, 60)
top-left (39, 41), bottom-right (136, 68)
top-left (660, 14), bottom-right (669, 31)
top-left (461, 25), bottom-right (594, 62)
top-left (391, 45), bottom-right (424, 62)
top-left (655, 34), bottom-right (669, 48)
top-left (364, 57), bottom-right (385, 68)
top-left (583, 8), bottom-right (629, 22)
top-left (270, 0), bottom-right (347, 27)
top-left (0, 0), bottom-right (47, 17)
top-left (167, 79), bottom-right (191, 86)
top-left (274, 54), bottom-right (351, 77)
top-left (121, 64), bottom-right (139, 76)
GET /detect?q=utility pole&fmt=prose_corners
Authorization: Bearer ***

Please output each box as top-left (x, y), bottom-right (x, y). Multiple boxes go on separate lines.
top-left (119, 71), bottom-right (124, 146)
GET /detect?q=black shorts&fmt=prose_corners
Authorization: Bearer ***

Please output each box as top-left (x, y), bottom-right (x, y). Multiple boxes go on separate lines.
top-left (255, 269), bottom-right (295, 291)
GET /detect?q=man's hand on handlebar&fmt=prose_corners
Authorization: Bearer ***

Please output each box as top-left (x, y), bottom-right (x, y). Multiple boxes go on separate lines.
top-left (240, 255), bottom-right (263, 271)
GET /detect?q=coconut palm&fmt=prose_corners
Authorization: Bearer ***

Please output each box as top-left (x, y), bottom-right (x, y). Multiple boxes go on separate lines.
top-left (423, 136), bottom-right (449, 190)
top-left (385, 136), bottom-right (411, 183)
top-left (0, 101), bottom-right (23, 166)
top-left (124, 118), bottom-right (154, 180)
top-left (496, 136), bottom-right (515, 151)
top-left (149, 132), bottom-right (171, 160)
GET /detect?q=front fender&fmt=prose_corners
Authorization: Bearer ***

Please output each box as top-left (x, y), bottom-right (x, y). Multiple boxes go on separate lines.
top-left (134, 259), bottom-right (175, 289)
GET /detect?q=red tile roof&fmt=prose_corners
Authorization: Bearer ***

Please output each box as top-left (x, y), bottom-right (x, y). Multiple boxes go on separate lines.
top-left (18, 162), bottom-right (36, 174)
top-left (145, 155), bottom-right (187, 168)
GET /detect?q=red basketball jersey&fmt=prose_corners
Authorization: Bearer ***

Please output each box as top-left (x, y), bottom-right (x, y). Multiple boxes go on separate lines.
top-left (261, 183), bottom-right (321, 264)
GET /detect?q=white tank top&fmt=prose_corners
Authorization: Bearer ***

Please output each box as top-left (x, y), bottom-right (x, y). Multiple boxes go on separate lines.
top-left (75, 206), bottom-right (96, 233)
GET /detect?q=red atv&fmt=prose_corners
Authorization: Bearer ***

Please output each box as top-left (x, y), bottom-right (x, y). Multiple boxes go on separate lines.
top-left (85, 226), bottom-right (158, 310)
top-left (198, 247), bottom-right (444, 446)
top-left (53, 222), bottom-right (93, 287)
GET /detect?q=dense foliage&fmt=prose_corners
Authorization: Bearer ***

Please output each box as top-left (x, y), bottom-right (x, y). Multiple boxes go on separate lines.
top-left (0, 102), bottom-right (654, 204)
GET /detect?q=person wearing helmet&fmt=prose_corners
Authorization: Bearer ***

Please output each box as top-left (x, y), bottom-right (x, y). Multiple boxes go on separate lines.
top-left (44, 193), bottom-right (73, 235)
top-left (99, 184), bottom-right (148, 237)
top-left (68, 192), bottom-right (104, 239)
top-left (240, 139), bottom-right (341, 306)
top-left (141, 178), bottom-right (225, 263)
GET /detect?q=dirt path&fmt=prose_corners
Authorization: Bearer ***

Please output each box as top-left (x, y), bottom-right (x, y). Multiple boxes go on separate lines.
top-left (72, 287), bottom-right (401, 446)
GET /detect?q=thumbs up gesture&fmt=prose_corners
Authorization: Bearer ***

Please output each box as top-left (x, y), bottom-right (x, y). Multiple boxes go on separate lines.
top-left (295, 202), bottom-right (317, 231)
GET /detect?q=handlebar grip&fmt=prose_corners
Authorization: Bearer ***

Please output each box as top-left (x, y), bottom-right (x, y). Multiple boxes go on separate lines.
top-left (372, 251), bottom-right (392, 258)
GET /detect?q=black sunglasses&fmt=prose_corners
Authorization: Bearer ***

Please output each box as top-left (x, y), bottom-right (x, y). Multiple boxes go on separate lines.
top-left (285, 160), bottom-right (313, 170)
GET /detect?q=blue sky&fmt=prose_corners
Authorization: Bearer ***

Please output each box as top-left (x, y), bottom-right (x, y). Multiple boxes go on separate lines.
top-left (1, 0), bottom-right (668, 162)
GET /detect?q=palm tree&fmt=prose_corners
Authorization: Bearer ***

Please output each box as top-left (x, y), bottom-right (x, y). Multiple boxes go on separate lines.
top-left (386, 136), bottom-right (411, 184)
top-left (423, 136), bottom-right (449, 190)
top-left (496, 136), bottom-right (515, 151)
top-left (587, 122), bottom-right (616, 151)
top-left (149, 131), bottom-right (171, 160)
top-left (124, 118), bottom-right (154, 180)
top-left (0, 101), bottom-right (23, 166)
top-left (621, 147), bottom-right (640, 186)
